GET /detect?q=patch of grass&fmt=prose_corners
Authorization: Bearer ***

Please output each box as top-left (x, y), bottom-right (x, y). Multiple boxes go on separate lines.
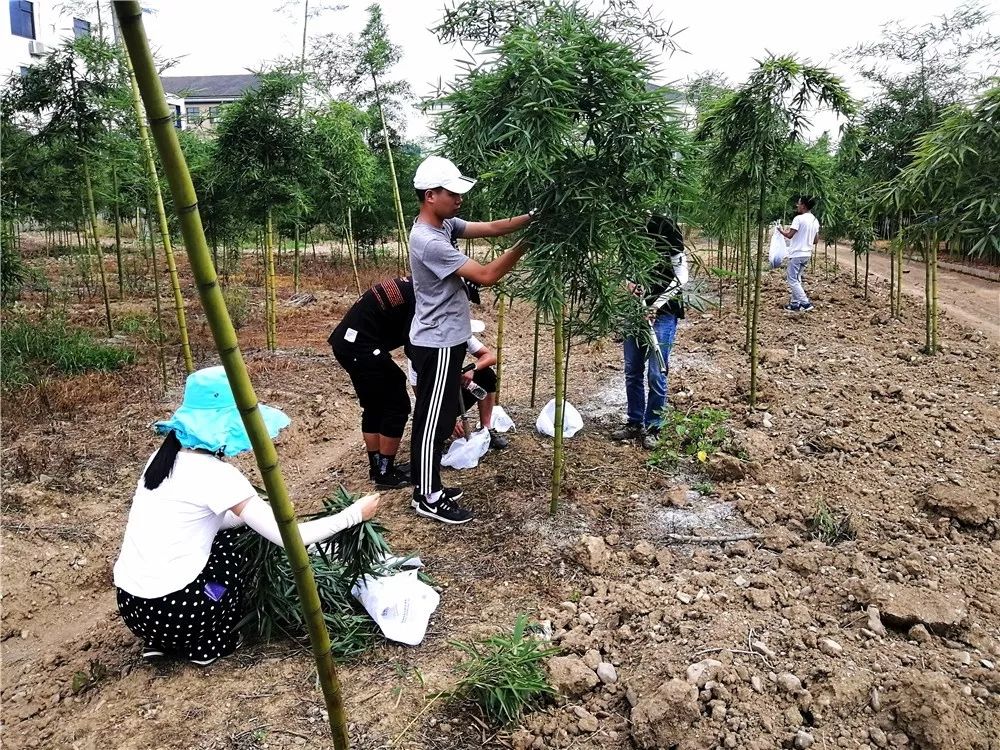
top-left (222, 282), bottom-right (251, 330)
top-left (692, 480), bottom-right (716, 495)
top-left (449, 615), bottom-right (558, 726)
top-left (808, 502), bottom-right (856, 545)
top-left (648, 407), bottom-right (731, 468)
top-left (1, 314), bottom-right (136, 389)
top-left (116, 311), bottom-right (159, 340)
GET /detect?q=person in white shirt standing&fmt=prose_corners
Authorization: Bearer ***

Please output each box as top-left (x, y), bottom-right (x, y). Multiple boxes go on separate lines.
top-left (778, 195), bottom-right (820, 311)
top-left (113, 366), bottom-right (379, 666)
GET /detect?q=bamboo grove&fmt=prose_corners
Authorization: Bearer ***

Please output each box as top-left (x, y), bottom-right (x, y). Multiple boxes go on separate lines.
top-left (3, 6), bottom-right (998, 494)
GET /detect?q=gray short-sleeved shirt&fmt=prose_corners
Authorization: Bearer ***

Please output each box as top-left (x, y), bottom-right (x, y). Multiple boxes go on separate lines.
top-left (408, 217), bottom-right (471, 348)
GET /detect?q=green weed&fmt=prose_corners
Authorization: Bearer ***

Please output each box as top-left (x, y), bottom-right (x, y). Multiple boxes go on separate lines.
top-left (222, 282), bottom-right (251, 330)
top-left (808, 502), bottom-right (856, 545)
top-left (648, 407), bottom-right (731, 468)
top-left (449, 615), bottom-right (558, 726)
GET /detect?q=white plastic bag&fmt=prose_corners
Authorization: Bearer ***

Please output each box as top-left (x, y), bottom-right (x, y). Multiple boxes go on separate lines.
top-left (441, 426), bottom-right (491, 469)
top-left (536, 399), bottom-right (583, 438)
top-left (351, 567), bottom-right (440, 646)
top-left (768, 224), bottom-right (788, 270)
top-left (490, 404), bottom-right (515, 433)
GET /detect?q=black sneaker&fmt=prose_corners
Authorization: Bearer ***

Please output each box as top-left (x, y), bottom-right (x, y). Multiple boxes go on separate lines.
top-left (782, 303), bottom-right (801, 312)
top-left (799, 302), bottom-right (814, 311)
top-left (411, 486), bottom-right (463, 508)
top-left (611, 423), bottom-right (642, 441)
top-left (373, 467), bottom-right (411, 489)
top-left (414, 494), bottom-right (473, 525)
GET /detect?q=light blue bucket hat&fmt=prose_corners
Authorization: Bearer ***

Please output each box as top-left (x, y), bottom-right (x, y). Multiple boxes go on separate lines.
top-left (154, 366), bottom-right (291, 457)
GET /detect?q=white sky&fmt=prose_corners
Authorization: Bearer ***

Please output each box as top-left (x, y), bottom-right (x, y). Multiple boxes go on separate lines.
top-left (141, 0), bottom-right (1000, 143)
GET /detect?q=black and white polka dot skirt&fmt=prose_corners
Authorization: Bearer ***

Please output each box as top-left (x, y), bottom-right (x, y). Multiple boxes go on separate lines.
top-left (117, 528), bottom-right (247, 662)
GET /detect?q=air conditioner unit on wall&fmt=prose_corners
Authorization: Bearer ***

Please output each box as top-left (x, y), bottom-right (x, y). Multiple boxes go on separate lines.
top-left (28, 40), bottom-right (48, 56)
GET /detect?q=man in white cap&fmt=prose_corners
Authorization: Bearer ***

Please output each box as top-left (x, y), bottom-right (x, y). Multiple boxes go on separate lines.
top-left (408, 155), bottom-right (533, 524)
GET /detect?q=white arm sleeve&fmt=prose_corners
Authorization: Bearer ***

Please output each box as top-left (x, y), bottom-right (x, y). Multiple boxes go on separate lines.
top-left (650, 252), bottom-right (689, 311)
top-left (236, 495), bottom-right (363, 549)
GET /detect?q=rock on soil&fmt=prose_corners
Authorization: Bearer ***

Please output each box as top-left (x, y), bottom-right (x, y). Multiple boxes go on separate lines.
top-left (704, 453), bottom-right (748, 481)
top-left (576, 535), bottom-right (610, 574)
top-left (547, 655), bottom-right (600, 697)
top-left (630, 678), bottom-right (701, 750)
top-left (849, 580), bottom-right (968, 630)
top-left (923, 483), bottom-right (997, 525)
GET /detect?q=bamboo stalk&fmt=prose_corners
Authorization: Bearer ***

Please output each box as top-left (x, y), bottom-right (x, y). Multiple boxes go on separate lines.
top-left (495, 290), bottom-right (506, 405)
top-left (293, 224), bottom-right (300, 293)
top-left (124, 48), bottom-right (194, 373)
top-left (346, 208), bottom-right (361, 297)
top-left (265, 211), bottom-right (277, 351)
top-left (146, 202), bottom-right (168, 388)
top-left (373, 77), bottom-right (408, 273)
top-left (82, 155), bottom-right (114, 336)
top-left (748, 173), bottom-right (766, 408)
top-left (114, 5), bottom-right (352, 747)
top-left (550, 301), bottom-right (565, 516)
top-left (529, 306), bottom-right (540, 408)
top-left (112, 164), bottom-right (124, 297)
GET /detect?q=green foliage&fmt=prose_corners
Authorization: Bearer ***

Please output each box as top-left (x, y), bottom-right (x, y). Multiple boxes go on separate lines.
top-left (1, 314), bottom-right (136, 389)
top-left (238, 489), bottom-right (419, 657)
top-left (808, 502), bottom-right (856, 545)
top-left (648, 407), bottom-right (730, 467)
top-left (1, 246), bottom-right (29, 306)
top-left (323, 485), bottom-right (391, 586)
top-left (692, 480), bottom-right (716, 495)
top-left (844, 3), bottom-right (999, 234)
top-left (882, 83), bottom-right (1000, 258)
top-left (213, 71), bottom-right (318, 227)
top-left (449, 615), bottom-right (558, 726)
top-left (221, 282), bottom-right (251, 330)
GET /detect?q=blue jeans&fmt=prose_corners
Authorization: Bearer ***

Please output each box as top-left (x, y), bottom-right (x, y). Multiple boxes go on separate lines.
top-left (623, 313), bottom-right (678, 431)
top-left (786, 256), bottom-right (811, 305)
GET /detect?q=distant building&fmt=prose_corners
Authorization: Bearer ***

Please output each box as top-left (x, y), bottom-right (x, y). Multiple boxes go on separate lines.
top-left (160, 74), bottom-right (260, 130)
top-left (2, 0), bottom-right (94, 81)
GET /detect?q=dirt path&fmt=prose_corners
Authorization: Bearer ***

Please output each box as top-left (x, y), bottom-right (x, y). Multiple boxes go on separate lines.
top-left (834, 249), bottom-right (999, 341)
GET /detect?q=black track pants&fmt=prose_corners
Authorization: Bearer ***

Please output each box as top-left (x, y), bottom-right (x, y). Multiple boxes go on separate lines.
top-left (409, 343), bottom-right (466, 496)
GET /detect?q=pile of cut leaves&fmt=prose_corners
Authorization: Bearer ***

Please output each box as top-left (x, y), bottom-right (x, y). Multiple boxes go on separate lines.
top-left (237, 485), bottom-right (421, 659)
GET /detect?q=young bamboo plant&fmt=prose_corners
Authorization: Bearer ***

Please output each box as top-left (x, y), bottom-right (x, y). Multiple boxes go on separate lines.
top-left (433, 0), bottom-right (687, 512)
top-left (114, 4), bottom-right (352, 747)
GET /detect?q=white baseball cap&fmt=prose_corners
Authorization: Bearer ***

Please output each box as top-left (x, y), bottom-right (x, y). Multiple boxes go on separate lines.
top-left (413, 155), bottom-right (477, 194)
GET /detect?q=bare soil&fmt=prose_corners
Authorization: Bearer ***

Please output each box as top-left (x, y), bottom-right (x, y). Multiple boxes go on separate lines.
top-left (2, 245), bottom-right (998, 750)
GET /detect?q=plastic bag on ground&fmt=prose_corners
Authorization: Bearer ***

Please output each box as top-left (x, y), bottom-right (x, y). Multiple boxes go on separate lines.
top-left (769, 224), bottom-right (788, 270)
top-left (536, 399), bottom-right (583, 438)
top-left (441, 426), bottom-right (490, 469)
top-left (490, 404), bottom-right (515, 433)
top-left (351, 567), bottom-right (439, 646)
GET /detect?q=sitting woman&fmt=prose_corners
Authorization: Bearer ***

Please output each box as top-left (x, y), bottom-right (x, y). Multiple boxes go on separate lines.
top-left (113, 366), bottom-right (379, 666)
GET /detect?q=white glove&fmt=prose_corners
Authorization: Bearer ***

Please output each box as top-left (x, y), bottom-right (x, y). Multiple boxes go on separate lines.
top-left (236, 495), bottom-right (365, 549)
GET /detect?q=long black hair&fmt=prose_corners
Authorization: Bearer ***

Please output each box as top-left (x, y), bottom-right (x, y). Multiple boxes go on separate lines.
top-left (143, 430), bottom-right (182, 490)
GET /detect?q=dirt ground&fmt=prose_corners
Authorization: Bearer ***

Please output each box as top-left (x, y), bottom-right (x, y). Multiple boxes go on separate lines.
top-left (829, 247), bottom-right (1000, 342)
top-left (2, 244), bottom-right (999, 750)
